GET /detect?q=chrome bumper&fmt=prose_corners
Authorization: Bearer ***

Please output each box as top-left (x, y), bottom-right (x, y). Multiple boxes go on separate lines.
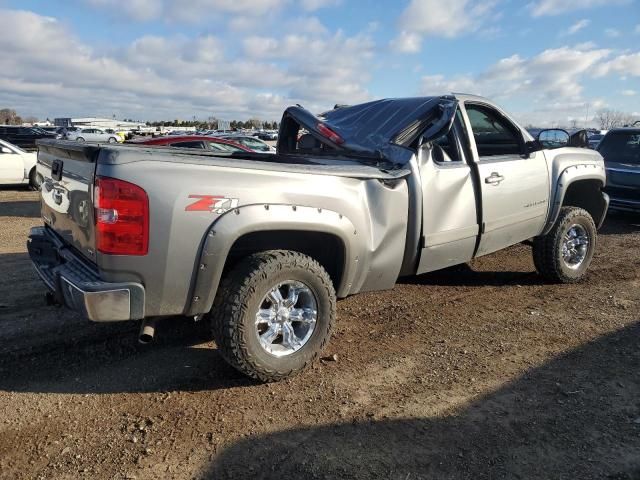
top-left (27, 226), bottom-right (145, 322)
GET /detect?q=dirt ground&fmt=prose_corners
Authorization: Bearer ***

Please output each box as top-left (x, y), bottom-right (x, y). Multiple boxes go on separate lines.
top-left (0, 186), bottom-right (638, 480)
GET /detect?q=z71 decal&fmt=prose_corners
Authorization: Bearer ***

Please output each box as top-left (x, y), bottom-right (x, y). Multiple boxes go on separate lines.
top-left (185, 195), bottom-right (239, 214)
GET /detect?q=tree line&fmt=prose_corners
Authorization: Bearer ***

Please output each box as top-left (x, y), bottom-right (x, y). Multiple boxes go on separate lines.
top-left (595, 109), bottom-right (639, 130)
top-left (0, 108), bottom-right (37, 126)
top-left (145, 118), bottom-right (279, 130)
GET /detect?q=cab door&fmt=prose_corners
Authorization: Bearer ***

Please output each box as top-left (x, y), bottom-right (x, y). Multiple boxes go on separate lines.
top-left (461, 102), bottom-right (549, 257)
top-left (417, 112), bottom-right (480, 273)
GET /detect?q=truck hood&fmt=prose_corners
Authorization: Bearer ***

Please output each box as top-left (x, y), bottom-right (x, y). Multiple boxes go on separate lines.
top-left (278, 96), bottom-right (458, 161)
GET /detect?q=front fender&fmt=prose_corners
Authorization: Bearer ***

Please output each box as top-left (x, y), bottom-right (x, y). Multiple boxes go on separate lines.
top-left (543, 163), bottom-right (607, 234)
top-left (185, 203), bottom-right (363, 316)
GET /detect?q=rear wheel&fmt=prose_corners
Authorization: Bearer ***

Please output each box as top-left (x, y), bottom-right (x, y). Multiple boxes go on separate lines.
top-left (76, 137), bottom-right (85, 142)
top-left (533, 206), bottom-right (597, 283)
top-left (108, 137), bottom-right (117, 143)
top-left (210, 250), bottom-right (336, 382)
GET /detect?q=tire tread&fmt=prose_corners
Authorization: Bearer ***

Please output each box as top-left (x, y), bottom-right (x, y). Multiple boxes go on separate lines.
top-left (532, 206), bottom-right (596, 283)
top-left (210, 250), bottom-right (336, 382)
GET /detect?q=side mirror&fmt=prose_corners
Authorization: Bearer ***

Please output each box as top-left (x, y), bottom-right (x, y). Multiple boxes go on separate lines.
top-left (537, 129), bottom-right (569, 149)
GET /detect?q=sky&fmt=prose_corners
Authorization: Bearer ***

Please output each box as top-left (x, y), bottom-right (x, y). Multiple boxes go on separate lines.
top-left (0, 0), bottom-right (638, 126)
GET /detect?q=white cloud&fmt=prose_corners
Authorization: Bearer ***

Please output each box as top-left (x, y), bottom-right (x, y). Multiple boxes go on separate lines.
top-left (636, 24), bottom-right (640, 34)
top-left (420, 45), bottom-right (618, 125)
top-left (83, 0), bottom-right (163, 21)
top-left (82, 0), bottom-right (340, 22)
top-left (389, 31), bottom-right (422, 53)
top-left (528, 0), bottom-right (630, 17)
top-left (594, 52), bottom-right (640, 77)
top-left (0, 8), bottom-right (372, 120)
top-left (299, 0), bottom-right (341, 11)
top-left (622, 90), bottom-right (637, 96)
top-left (390, 0), bottom-right (499, 53)
top-left (604, 28), bottom-right (621, 38)
top-left (563, 19), bottom-right (590, 35)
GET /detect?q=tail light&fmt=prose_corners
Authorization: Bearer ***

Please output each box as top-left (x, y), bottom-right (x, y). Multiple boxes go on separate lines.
top-left (316, 123), bottom-right (344, 145)
top-left (95, 176), bottom-right (149, 255)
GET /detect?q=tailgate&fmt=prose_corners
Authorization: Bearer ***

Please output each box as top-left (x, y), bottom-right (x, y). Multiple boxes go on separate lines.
top-left (36, 140), bottom-right (101, 264)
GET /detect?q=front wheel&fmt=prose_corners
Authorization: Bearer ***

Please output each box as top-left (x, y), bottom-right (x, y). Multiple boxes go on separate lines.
top-left (533, 206), bottom-right (597, 283)
top-left (210, 250), bottom-right (336, 382)
top-left (28, 168), bottom-right (42, 191)
top-left (108, 137), bottom-right (117, 143)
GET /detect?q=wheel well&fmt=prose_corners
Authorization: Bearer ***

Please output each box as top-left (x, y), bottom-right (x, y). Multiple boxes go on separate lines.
top-left (562, 179), bottom-right (607, 226)
top-left (224, 230), bottom-right (346, 291)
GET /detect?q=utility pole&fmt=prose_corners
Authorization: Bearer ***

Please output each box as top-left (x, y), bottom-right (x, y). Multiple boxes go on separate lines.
top-left (584, 103), bottom-right (589, 127)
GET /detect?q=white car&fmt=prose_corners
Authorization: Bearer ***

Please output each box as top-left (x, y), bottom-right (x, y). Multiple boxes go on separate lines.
top-left (0, 139), bottom-right (40, 189)
top-left (67, 128), bottom-right (121, 143)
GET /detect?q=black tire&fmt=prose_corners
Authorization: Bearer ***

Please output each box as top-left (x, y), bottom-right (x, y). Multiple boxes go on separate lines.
top-left (108, 137), bottom-right (117, 143)
top-left (76, 137), bottom-right (85, 142)
top-left (28, 168), bottom-right (41, 191)
top-left (210, 250), bottom-right (336, 382)
top-left (533, 206), bottom-right (597, 283)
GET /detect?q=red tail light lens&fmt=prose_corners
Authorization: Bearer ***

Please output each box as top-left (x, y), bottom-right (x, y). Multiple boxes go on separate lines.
top-left (95, 176), bottom-right (149, 255)
top-left (316, 123), bottom-right (344, 144)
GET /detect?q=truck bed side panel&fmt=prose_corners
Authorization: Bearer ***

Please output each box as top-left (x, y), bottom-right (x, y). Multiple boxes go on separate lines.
top-left (95, 151), bottom-right (409, 316)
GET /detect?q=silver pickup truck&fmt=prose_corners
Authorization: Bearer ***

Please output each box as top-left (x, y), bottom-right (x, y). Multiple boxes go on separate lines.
top-left (28, 94), bottom-right (608, 382)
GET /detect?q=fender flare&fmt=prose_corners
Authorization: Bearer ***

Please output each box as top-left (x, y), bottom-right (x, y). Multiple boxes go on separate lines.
top-left (542, 163), bottom-right (607, 235)
top-left (185, 203), bottom-right (363, 316)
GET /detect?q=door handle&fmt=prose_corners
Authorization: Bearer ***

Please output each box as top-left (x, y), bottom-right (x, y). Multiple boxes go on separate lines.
top-left (484, 172), bottom-right (505, 185)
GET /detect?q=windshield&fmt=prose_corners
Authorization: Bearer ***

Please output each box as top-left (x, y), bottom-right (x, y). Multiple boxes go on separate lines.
top-left (598, 132), bottom-right (640, 164)
top-left (0, 140), bottom-right (27, 154)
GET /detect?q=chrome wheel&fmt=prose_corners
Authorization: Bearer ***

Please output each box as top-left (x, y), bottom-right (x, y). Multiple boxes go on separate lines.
top-left (255, 280), bottom-right (317, 357)
top-left (562, 224), bottom-right (589, 269)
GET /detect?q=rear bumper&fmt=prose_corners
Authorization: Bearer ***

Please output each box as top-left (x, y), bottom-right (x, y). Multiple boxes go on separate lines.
top-left (27, 226), bottom-right (145, 322)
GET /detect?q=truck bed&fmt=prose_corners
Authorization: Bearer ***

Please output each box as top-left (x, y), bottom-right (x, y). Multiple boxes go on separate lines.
top-left (34, 139), bottom-right (412, 318)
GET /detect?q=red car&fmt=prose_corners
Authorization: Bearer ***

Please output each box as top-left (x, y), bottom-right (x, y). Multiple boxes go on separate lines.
top-left (130, 135), bottom-right (254, 153)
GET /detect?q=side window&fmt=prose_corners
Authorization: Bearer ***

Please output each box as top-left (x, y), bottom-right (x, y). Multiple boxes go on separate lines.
top-left (170, 141), bottom-right (205, 149)
top-left (427, 108), bottom-right (467, 164)
top-left (465, 104), bottom-right (522, 157)
top-left (432, 131), bottom-right (460, 163)
top-left (210, 142), bottom-right (242, 152)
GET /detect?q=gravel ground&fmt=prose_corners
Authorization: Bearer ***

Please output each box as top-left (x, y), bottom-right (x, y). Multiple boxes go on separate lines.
top-left (0, 186), bottom-right (638, 480)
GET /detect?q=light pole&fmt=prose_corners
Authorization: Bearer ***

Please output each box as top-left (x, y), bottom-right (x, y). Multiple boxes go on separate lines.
top-left (584, 103), bottom-right (589, 127)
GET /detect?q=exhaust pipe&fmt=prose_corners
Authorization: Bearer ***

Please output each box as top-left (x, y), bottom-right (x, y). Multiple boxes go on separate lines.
top-left (139, 317), bottom-right (158, 344)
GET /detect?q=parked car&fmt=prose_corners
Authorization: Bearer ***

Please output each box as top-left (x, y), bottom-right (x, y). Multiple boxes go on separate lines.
top-left (29, 94), bottom-right (608, 382)
top-left (597, 128), bottom-right (640, 211)
top-left (0, 138), bottom-right (40, 189)
top-left (221, 135), bottom-right (276, 153)
top-left (105, 129), bottom-right (127, 142)
top-left (257, 131), bottom-right (278, 141)
top-left (0, 125), bottom-right (59, 150)
top-left (67, 128), bottom-right (122, 143)
top-left (588, 133), bottom-right (604, 149)
top-left (130, 135), bottom-right (253, 152)
top-left (38, 126), bottom-right (61, 134)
